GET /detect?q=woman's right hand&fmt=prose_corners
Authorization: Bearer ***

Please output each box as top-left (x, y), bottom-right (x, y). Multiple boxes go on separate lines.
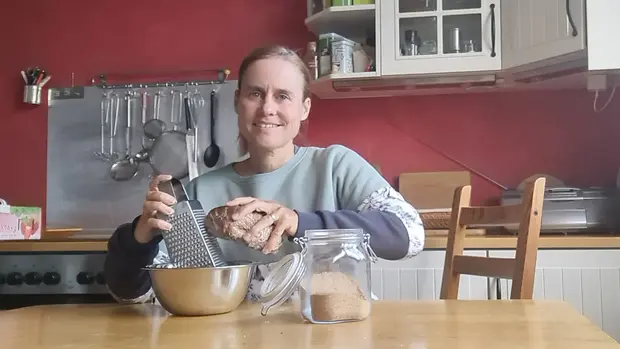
top-left (134, 174), bottom-right (177, 244)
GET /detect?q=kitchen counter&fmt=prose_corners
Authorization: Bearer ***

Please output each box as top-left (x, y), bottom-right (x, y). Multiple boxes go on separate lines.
top-left (2, 235), bottom-right (620, 252)
top-left (424, 234), bottom-right (620, 249)
top-left (0, 239), bottom-right (109, 252)
top-left (1, 300), bottom-right (617, 348)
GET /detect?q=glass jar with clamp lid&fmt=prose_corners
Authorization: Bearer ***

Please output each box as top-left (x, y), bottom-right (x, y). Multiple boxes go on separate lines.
top-left (259, 228), bottom-right (378, 324)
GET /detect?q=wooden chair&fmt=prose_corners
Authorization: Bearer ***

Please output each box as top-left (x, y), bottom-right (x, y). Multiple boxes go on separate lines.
top-left (440, 177), bottom-right (546, 300)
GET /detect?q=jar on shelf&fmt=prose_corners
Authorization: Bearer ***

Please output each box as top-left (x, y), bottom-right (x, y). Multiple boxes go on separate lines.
top-left (259, 228), bottom-right (377, 324)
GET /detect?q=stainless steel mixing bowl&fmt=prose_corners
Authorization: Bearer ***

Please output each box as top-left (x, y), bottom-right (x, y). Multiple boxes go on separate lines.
top-left (143, 261), bottom-right (256, 316)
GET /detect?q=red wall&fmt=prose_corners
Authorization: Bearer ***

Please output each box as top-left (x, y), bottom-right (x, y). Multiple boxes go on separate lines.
top-left (1, 0), bottom-right (619, 216)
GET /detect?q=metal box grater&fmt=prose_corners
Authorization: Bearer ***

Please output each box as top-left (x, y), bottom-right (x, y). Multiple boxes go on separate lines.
top-left (157, 179), bottom-right (227, 268)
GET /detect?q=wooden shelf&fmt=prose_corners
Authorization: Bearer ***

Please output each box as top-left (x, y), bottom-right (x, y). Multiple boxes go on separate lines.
top-left (305, 4), bottom-right (376, 38)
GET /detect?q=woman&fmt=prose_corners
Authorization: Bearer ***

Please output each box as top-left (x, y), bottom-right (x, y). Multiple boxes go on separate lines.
top-left (103, 45), bottom-right (425, 304)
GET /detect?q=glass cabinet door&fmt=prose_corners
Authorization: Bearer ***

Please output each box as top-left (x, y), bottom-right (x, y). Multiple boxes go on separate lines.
top-left (381, 0), bottom-right (501, 76)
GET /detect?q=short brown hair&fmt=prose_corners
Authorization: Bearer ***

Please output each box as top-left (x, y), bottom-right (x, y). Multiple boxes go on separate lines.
top-left (237, 45), bottom-right (311, 99)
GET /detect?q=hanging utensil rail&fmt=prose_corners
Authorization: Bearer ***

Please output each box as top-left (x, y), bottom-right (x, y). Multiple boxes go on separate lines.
top-left (91, 68), bottom-right (231, 89)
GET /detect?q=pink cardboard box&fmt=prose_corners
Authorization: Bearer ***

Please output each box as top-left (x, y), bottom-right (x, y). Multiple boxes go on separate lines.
top-left (0, 199), bottom-right (41, 240)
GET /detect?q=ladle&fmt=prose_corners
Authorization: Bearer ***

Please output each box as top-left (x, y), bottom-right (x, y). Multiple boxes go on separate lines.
top-left (203, 90), bottom-right (220, 168)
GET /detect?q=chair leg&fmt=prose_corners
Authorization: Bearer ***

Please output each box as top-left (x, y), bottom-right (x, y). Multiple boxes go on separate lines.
top-left (440, 185), bottom-right (471, 300)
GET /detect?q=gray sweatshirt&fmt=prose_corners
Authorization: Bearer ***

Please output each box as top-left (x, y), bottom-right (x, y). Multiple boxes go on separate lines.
top-left (103, 144), bottom-right (425, 303)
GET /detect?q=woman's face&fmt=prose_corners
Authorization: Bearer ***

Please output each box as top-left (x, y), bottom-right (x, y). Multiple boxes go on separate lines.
top-left (235, 57), bottom-right (311, 152)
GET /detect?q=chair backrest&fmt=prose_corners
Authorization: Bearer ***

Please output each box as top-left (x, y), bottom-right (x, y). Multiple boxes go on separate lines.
top-left (440, 177), bottom-right (546, 300)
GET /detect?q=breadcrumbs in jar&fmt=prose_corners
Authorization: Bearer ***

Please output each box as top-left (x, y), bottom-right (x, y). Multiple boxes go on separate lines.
top-left (302, 271), bottom-right (371, 322)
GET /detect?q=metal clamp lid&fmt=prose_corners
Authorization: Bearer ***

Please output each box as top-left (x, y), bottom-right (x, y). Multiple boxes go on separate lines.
top-left (259, 245), bottom-right (307, 316)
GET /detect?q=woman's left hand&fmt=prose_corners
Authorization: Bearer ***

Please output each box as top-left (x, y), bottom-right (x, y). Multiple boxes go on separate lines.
top-left (225, 197), bottom-right (299, 253)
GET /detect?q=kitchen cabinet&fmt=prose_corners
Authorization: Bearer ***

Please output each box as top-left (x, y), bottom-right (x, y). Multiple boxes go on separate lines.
top-left (488, 249), bottom-right (620, 341)
top-left (304, 0), bottom-right (620, 99)
top-left (380, 0), bottom-right (502, 76)
top-left (374, 248), bottom-right (620, 341)
top-left (304, 2), bottom-right (382, 99)
top-left (500, 0), bottom-right (587, 77)
top-left (586, 0), bottom-right (620, 72)
top-left (305, 2), bottom-right (377, 41)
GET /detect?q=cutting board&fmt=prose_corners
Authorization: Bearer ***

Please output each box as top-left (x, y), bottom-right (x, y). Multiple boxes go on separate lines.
top-left (399, 171), bottom-right (471, 209)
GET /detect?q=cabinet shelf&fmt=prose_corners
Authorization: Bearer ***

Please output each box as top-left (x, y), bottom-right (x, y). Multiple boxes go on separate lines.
top-left (312, 71), bottom-right (378, 83)
top-left (305, 4), bottom-right (376, 38)
top-left (310, 71), bottom-right (379, 99)
top-left (397, 8), bottom-right (483, 18)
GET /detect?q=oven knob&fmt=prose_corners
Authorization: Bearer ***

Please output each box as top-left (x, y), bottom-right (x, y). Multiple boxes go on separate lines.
top-left (96, 272), bottom-right (106, 285)
top-left (0, 273), bottom-right (5, 285)
top-left (6, 272), bottom-right (23, 285)
top-left (76, 272), bottom-right (95, 285)
top-left (43, 272), bottom-right (61, 285)
top-left (24, 272), bottom-right (43, 285)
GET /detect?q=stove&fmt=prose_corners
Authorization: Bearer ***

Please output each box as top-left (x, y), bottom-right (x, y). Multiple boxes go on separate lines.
top-left (0, 241), bottom-right (115, 309)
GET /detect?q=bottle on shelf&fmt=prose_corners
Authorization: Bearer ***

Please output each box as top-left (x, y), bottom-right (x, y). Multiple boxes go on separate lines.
top-left (304, 42), bottom-right (319, 80)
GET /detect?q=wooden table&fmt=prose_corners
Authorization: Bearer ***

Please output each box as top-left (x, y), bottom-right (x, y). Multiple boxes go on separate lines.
top-left (2, 300), bottom-right (618, 348)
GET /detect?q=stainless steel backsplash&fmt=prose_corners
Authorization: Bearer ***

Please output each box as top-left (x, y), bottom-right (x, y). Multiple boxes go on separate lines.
top-left (46, 81), bottom-right (243, 234)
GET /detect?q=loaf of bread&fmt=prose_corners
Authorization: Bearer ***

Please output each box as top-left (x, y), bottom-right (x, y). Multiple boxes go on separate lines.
top-left (205, 205), bottom-right (281, 253)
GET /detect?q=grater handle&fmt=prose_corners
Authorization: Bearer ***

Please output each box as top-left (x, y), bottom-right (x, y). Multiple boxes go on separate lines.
top-left (171, 178), bottom-right (188, 202)
top-left (157, 180), bottom-right (176, 199)
top-left (157, 178), bottom-right (188, 202)
top-left (156, 180), bottom-right (175, 223)
top-left (155, 178), bottom-right (189, 224)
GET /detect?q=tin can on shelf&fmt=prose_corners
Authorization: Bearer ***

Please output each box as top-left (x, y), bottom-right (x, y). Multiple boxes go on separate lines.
top-left (317, 33), bottom-right (356, 77)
